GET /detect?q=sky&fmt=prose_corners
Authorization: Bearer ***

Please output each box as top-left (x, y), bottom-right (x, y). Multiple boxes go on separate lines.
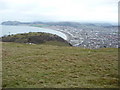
top-left (0, 0), bottom-right (119, 23)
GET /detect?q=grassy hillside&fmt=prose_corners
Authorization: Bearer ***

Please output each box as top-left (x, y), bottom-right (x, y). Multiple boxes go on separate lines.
top-left (2, 32), bottom-right (71, 46)
top-left (2, 42), bottom-right (118, 88)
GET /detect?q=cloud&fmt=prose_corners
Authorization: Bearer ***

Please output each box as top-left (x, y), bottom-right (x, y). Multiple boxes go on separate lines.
top-left (0, 0), bottom-right (119, 23)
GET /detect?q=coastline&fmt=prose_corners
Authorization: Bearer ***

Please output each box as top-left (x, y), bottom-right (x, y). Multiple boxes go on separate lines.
top-left (1, 25), bottom-right (68, 41)
top-left (40, 26), bottom-right (73, 42)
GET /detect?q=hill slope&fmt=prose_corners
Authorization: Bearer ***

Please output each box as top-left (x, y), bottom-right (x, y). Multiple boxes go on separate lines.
top-left (2, 42), bottom-right (118, 88)
top-left (2, 32), bottom-right (71, 46)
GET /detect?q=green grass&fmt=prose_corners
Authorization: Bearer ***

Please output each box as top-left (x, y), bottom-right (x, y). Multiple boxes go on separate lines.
top-left (42, 41), bottom-right (71, 46)
top-left (2, 32), bottom-right (71, 46)
top-left (2, 42), bottom-right (118, 88)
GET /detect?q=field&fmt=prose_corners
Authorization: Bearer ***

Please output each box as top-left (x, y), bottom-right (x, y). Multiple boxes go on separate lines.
top-left (2, 42), bottom-right (118, 88)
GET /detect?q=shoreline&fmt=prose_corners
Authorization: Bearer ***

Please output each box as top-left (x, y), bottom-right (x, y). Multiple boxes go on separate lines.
top-left (42, 26), bottom-right (73, 42)
top-left (30, 25), bottom-right (72, 42)
top-left (1, 25), bottom-right (68, 41)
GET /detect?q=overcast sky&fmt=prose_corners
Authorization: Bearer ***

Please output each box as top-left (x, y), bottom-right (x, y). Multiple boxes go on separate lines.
top-left (0, 0), bottom-right (119, 23)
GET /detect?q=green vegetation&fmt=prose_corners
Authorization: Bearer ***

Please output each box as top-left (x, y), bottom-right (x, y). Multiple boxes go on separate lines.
top-left (2, 42), bottom-right (118, 88)
top-left (42, 41), bottom-right (71, 46)
top-left (2, 32), bottom-right (71, 46)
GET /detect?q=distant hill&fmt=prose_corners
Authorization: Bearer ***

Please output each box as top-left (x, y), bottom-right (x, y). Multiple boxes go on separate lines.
top-left (1, 32), bottom-right (72, 46)
top-left (1, 21), bottom-right (22, 25)
top-left (1, 21), bottom-right (44, 25)
top-left (1, 21), bottom-right (114, 27)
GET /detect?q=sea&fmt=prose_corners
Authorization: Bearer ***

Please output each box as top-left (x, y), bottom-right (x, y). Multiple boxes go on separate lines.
top-left (0, 25), bottom-right (67, 40)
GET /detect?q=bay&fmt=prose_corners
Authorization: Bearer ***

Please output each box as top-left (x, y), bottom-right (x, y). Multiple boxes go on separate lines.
top-left (0, 25), bottom-right (67, 40)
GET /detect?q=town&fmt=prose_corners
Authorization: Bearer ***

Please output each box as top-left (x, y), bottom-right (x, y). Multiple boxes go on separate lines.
top-left (47, 25), bottom-right (118, 49)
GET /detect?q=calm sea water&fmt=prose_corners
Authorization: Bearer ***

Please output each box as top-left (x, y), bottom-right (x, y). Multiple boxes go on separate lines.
top-left (0, 25), bottom-right (67, 40)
